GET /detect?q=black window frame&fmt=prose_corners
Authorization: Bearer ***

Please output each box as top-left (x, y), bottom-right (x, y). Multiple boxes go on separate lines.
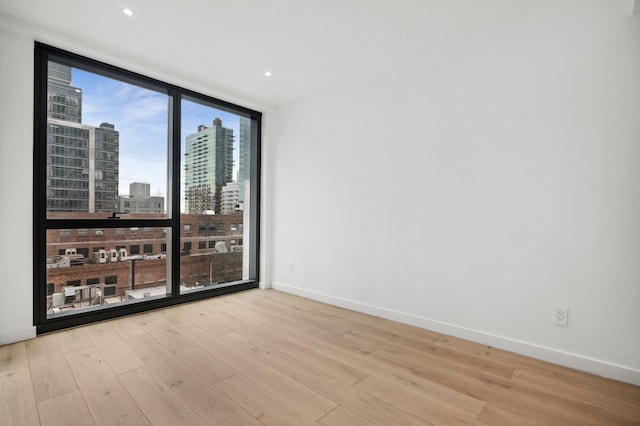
top-left (33, 43), bottom-right (261, 334)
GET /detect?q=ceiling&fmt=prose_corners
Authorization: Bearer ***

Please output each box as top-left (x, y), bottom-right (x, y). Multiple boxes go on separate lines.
top-left (0, 0), bottom-right (561, 107)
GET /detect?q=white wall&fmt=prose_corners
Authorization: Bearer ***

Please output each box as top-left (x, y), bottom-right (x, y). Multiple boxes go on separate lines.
top-left (272, 0), bottom-right (640, 384)
top-left (0, 28), bottom-right (36, 344)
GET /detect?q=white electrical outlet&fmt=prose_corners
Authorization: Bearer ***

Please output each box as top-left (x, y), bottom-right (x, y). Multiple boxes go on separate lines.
top-left (553, 306), bottom-right (569, 326)
top-left (288, 263), bottom-right (294, 274)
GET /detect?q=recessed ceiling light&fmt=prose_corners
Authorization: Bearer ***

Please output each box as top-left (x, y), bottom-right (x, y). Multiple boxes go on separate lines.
top-left (264, 71), bottom-right (272, 77)
top-left (123, 8), bottom-right (134, 16)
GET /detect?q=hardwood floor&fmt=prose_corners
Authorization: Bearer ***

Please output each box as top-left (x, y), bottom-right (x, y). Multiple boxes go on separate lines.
top-left (1, 289), bottom-right (639, 425)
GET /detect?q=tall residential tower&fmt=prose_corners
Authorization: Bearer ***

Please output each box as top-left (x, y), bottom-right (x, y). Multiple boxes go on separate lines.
top-left (46, 63), bottom-right (119, 212)
top-left (238, 117), bottom-right (251, 205)
top-left (184, 118), bottom-right (234, 214)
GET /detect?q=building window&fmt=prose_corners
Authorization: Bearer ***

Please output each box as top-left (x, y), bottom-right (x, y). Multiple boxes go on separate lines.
top-left (105, 276), bottom-right (117, 285)
top-left (47, 283), bottom-right (55, 296)
top-left (209, 240), bottom-right (215, 249)
top-left (35, 43), bottom-right (261, 333)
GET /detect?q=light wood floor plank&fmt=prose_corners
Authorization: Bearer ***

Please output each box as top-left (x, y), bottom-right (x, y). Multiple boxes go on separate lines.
top-left (85, 323), bottom-right (146, 375)
top-left (173, 346), bottom-right (236, 384)
top-left (263, 325), bottom-right (487, 417)
top-left (109, 316), bottom-right (147, 340)
top-left (0, 341), bottom-right (29, 372)
top-left (64, 346), bottom-right (149, 425)
top-left (308, 305), bottom-right (441, 352)
top-left (214, 295), bottom-right (275, 326)
top-left (129, 311), bottom-right (196, 353)
top-left (510, 368), bottom-right (640, 424)
top-left (54, 327), bottom-right (92, 353)
top-left (117, 366), bottom-right (205, 426)
top-left (368, 347), bottom-right (624, 425)
top-left (477, 404), bottom-right (548, 426)
top-left (435, 334), bottom-right (640, 403)
top-left (240, 322), bottom-right (369, 385)
top-left (221, 294), bottom-right (321, 334)
top-left (345, 329), bottom-right (515, 378)
top-left (215, 373), bottom-right (317, 426)
top-left (191, 331), bottom-right (338, 421)
top-left (124, 334), bottom-right (260, 426)
top-left (37, 389), bottom-right (94, 426)
top-left (171, 304), bottom-right (234, 336)
top-left (355, 374), bottom-right (483, 425)
top-left (26, 334), bottom-right (78, 402)
top-left (250, 297), bottom-right (353, 335)
top-left (317, 405), bottom-right (376, 426)
top-left (153, 307), bottom-right (232, 346)
top-left (0, 367), bottom-right (40, 426)
top-left (218, 330), bottom-right (432, 426)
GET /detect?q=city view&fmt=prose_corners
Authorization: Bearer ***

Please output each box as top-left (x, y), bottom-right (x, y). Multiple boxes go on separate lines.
top-left (44, 60), bottom-right (252, 317)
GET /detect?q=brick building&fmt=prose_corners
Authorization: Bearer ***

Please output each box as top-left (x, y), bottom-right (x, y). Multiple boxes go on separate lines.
top-left (45, 212), bottom-right (244, 313)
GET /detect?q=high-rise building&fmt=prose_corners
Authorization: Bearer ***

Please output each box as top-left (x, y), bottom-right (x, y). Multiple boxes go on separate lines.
top-left (184, 118), bottom-right (234, 214)
top-left (220, 181), bottom-right (240, 215)
top-left (46, 63), bottom-right (119, 213)
top-left (238, 117), bottom-right (251, 204)
top-left (47, 62), bottom-right (82, 123)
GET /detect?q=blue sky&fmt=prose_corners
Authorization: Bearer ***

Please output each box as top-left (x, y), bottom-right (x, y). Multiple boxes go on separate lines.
top-left (72, 68), bottom-right (241, 209)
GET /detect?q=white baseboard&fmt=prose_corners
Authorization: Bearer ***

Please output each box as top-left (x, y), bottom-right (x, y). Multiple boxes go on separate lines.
top-left (272, 282), bottom-right (640, 386)
top-left (258, 281), bottom-right (272, 290)
top-left (0, 326), bottom-right (36, 346)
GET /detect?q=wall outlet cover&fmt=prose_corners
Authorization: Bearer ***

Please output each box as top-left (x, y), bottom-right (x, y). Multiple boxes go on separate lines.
top-left (553, 306), bottom-right (569, 326)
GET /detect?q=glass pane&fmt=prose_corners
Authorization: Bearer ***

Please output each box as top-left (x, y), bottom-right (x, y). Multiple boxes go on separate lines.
top-left (46, 227), bottom-right (170, 318)
top-left (46, 61), bottom-right (169, 218)
top-left (180, 98), bottom-right (251, 293)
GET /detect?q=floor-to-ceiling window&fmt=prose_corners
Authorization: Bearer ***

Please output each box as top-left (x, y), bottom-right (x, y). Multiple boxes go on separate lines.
top-left (34, 43), bottom-right (261, 333)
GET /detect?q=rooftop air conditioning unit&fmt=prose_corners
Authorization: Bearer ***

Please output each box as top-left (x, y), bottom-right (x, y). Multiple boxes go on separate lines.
top-left (52, 292), bottom-right (65, 307)
top-left (103, 284), bottom-right (117, 297)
